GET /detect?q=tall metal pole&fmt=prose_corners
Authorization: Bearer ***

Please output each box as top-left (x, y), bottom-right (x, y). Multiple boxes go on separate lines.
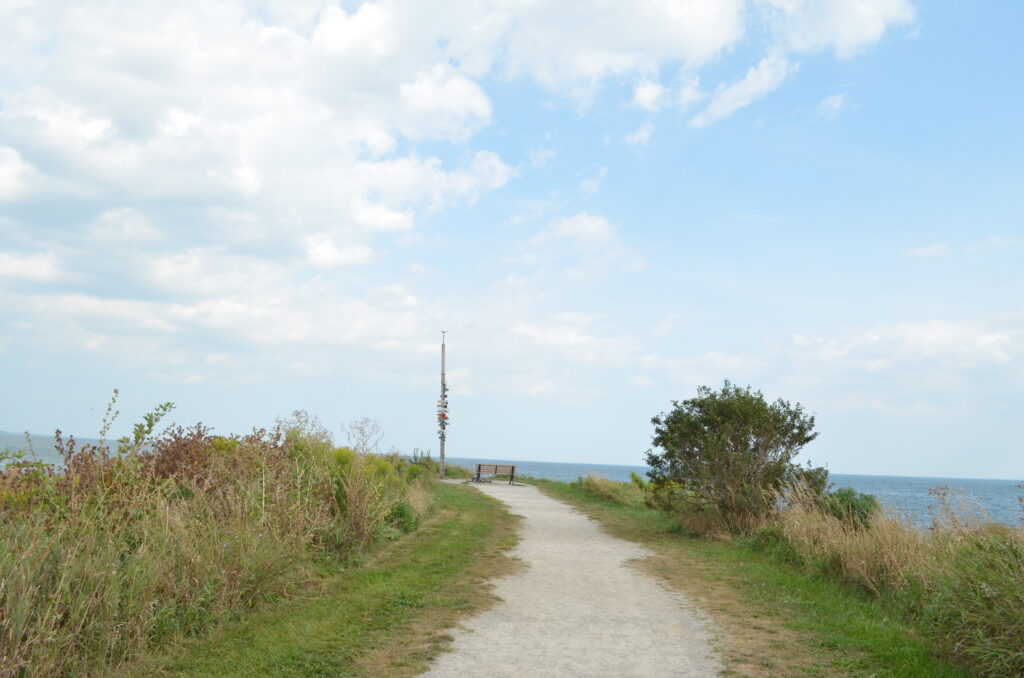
top-left (438, 331), bottom-right (448, 479)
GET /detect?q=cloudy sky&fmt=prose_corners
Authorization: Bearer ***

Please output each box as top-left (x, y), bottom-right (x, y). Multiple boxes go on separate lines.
top-left (2, 1), bottom-right (1022, 479)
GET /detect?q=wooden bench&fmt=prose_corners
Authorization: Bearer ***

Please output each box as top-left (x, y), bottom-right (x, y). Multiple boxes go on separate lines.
top-left (474, 463), bottom-right (516, 485)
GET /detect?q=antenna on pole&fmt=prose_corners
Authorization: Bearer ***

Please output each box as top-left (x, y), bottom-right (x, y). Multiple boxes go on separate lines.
top-left (438, 331), bottom-right (448, 479)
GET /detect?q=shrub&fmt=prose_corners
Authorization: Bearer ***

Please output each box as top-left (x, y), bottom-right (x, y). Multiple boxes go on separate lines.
top-left (387, 500), bottom-right (418, 534)
top-left (646, 381), bottom-right (821, 535)
top-left (825, 487), bottom-right (880, 529)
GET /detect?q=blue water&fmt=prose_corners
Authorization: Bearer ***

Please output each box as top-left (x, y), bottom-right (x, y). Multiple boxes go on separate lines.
top-left (4, 434), bottom-right (1020, 527)
top-left (446, 456), bottom-right (1023, 527)
top-left (0, 432), bottom-right (106, 464)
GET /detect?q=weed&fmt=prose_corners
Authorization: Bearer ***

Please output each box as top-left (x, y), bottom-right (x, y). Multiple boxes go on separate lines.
top-left (0, 401), bottom-right (434, 677)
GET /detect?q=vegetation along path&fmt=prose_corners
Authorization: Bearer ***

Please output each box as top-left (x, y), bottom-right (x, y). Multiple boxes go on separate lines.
top-left (423, 481), bottom-right (721, 678)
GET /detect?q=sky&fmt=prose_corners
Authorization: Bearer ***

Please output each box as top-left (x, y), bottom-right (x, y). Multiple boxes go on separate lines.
top-left (1, 1), bottom-right (1022, 480)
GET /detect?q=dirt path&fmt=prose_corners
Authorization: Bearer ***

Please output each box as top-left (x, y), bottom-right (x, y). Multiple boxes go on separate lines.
top-left (421, 481), bottom-right (721, 678)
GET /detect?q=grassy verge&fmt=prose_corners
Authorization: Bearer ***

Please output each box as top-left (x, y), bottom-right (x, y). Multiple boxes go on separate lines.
top-left (118, 481), bottom-right (519, 677)
top-left (529, 478), bottom-right (970, 678)
top-left (0, 406), bottom-right (452, 676)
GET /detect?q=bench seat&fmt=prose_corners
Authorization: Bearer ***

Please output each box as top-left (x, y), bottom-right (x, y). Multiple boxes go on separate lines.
top-left (474, 463), bottom-right (516, 484)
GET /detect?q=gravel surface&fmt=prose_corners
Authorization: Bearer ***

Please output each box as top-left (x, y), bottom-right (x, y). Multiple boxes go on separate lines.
top-left (421, 481), bottom-right (722, 678)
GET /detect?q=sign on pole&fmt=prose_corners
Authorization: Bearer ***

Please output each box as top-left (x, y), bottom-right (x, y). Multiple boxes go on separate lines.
top-left (438, 331), bottom-right (448, 479)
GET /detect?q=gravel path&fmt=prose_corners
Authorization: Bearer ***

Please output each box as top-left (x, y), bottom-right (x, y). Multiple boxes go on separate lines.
top-left (421, 481), bottom-right (722, 678)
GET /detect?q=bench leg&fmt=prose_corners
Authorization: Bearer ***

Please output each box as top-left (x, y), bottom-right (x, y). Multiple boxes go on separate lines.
top-left (508, 471), bottom-right (514, 485)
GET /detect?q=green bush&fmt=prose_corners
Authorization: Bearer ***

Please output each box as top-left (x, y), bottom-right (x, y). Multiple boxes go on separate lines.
top-left (646, 381), bottom-right (821, 535)
top-left (744, 524), bottom-right (804, 566)
top-left (630, 471), bottom-right (649, 491)
top-left (387, 500), bottom-right (418, 534)
top-left (825, 487), bottom-right (880, 529)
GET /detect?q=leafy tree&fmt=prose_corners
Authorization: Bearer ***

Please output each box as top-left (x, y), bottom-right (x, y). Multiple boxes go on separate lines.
top-left (646, 380), bottom-right (821, 533)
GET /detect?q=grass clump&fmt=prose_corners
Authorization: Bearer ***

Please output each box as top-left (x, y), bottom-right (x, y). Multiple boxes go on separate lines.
top-left (0, 400), bottom-right (435, 677)
top-left (571, 474), bottom-right (646, 507)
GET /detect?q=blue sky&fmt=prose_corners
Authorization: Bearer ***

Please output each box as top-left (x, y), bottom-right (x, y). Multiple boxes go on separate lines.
top-left (1, 1), bottom-right (1022, 479)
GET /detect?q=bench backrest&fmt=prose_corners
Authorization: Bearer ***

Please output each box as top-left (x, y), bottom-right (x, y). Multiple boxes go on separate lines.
top-left (476, 463), bottom-right (515, 475)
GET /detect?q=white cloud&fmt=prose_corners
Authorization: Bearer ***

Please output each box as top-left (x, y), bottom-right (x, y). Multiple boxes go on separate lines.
top-left (580, 167), bottom-right (608, 197)
top-left (0, 0), bottom-right (914, 243)
top-left (548, 213), bottom-right (617, 246)
top-left (496, 0), bottom-right (746, 100)
top-left (905, 243), bottom-right (951, 258)
top-left (652, 314), bottom-right (681, 337)
top-left (7, 93), bottom-right (113, 148)
top-left (522, 212), bottom-right (644, 275)
top-left (350, 196), bottom-right (413, 232)
top-left (0, 251), bottom-right (63, 281)
top-left (967, 235), bottom-right (1021, 252)
top-left (305, 237), bottom-right (374, 268)
top-left (631, 375), bottom-right (653, 387)
top-left (818, 93), bottom-right (847, 118)
top-left (147, 248), bottom-right (287, 297)
top-left (761, 0), bottom-right (915, 58)
top-left (527, 146), bottom-right (556, 167)
top-left (7, 274), bottom-right (431, 360)
top-left (513, 317), bottom-right (636, 365)
top-left (398, 64), bottom-right (492, 141)
top-left (446, 367), bottom-right (474, 397)
top-left (625, 122), bottom-right (654, 147)
top-left (631, 80), bottom-right (665, 112)
top-left (89, 208), bottom-right (161, 241)
top-left (350, 151), bottom-right (512, 213)
top-left (793, 320), bottom-right (1013, 368)
top-left (312, 3), bottom-right (398, 60)
top-left (516, 210), bottom-right (643, 278)
top-left (0, 147), bottom-right (38, 201)
top-left (0, 0), bottom-right (924, 431)
top-left (676, 77), bottom-right (707, 111)
top-left (526, 378), bottom-right (557, 397)
top-left (690, 56), bottom-right (796, 127)
top-left (640, 351), bottom-right (769, 389)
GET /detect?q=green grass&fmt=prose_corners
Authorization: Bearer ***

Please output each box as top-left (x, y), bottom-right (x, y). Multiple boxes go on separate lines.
top-left (119, 482), bottom-right (518, 678)
top-left (530, 477), bottom-right (970, 678)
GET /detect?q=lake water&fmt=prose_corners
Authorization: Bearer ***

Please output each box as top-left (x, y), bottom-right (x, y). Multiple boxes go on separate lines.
top-left (3, 434), bottom-right (1020, 527)
top-left (446, 456), bottom-right (1023, 527)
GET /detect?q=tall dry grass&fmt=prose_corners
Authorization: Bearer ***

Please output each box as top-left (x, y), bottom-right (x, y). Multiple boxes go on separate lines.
top-left (769, 484), bottom-right (1024, 677)
top-left (572, 474), bottom-right (646, 507)
top-left (0, 411), bottom-right (433, 677)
